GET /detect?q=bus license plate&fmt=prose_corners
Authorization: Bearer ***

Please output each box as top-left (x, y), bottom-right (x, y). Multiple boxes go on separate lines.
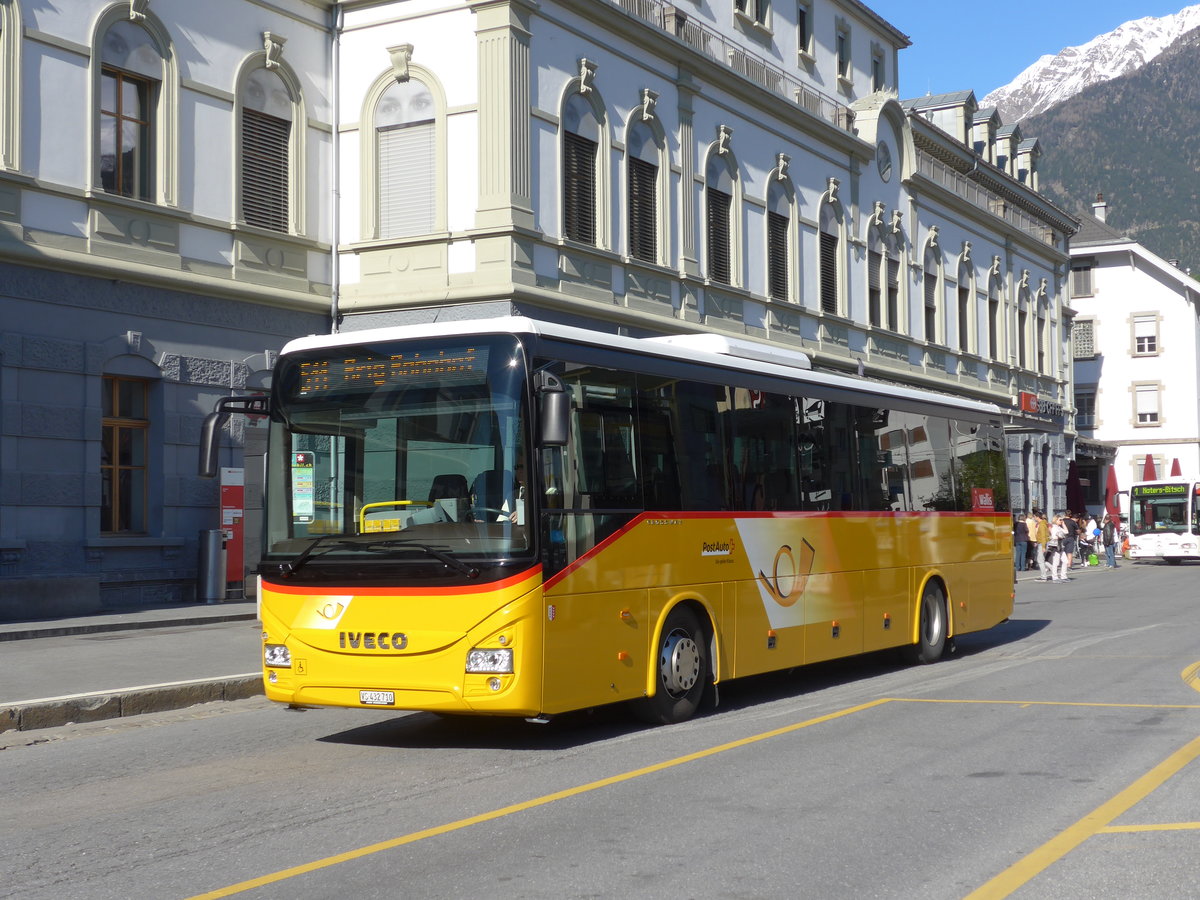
top-left (359, 690), bottom-right (395, 706)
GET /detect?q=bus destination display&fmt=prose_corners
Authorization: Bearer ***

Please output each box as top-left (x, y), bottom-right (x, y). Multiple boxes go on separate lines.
top-left (294, 346), bottom-right (488, 397)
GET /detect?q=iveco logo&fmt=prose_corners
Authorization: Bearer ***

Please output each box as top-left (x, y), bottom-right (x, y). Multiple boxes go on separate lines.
top-left (339, 631), bottom-right (408, 650)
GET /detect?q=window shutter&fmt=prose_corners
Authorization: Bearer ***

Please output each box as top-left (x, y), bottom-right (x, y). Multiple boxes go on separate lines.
top-left (819, 230), bottom-right (838, 313)
top-left (767, 211), bottom-right (789, 300)
top-left (563, 130), bottom-right (597, 245)
top-left (628, 156), bottom-right (657, 263)
top-left (242, 108), bottom-right (290, 231)
top-left (707, 186), bottom-right (732, 285)
top-left (867, 249), bottom-right (882, 325)
top-left (886, 256), bottom-right (900, 329)
top-left (1135, 384), bottom-right (1159, 423)
top-left (379, 121), bottom-right (435, 238)
top-left (1071, 264), bottom-right (1093, 297)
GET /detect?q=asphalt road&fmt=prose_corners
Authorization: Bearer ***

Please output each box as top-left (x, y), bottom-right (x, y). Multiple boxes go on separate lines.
top-left (3, 561), bottom-right (1198, 899)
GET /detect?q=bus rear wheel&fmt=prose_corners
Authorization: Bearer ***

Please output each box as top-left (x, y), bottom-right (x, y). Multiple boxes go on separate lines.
top-left (632, 606), bottom-right (708, 725)
top-left (1166, 557), bottom-right (1182, 566)
top-left (905, 580), bottom-right (947, 665)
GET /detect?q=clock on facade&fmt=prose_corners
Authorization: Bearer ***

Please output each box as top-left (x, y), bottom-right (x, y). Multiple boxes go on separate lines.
top-left (877, 141), bottom-right (892, 182)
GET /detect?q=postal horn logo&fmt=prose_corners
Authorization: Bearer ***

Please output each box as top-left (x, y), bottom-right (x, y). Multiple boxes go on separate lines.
top-left (757, 540), bottom-right (816, 608)
top-left (316, 601), bottom-right (345, 620)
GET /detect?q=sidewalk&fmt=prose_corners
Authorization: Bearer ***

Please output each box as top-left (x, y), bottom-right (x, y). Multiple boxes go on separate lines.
top-left (1, 601), bottom-right (263, 734)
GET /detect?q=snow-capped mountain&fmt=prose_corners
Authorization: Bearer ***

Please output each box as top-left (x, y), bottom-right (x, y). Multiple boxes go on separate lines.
top-left (982, 5), bottom-right (1200, 121)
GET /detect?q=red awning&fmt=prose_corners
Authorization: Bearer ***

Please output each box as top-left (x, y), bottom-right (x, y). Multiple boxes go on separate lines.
top-left (1142, 455), bottom-right (1158, 481)
top-left (1104, 465), bottom-right (1120, 515)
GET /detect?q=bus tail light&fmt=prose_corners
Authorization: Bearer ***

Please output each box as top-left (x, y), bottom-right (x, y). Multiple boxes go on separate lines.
top-left (466, 648), bottom-right (513, 674)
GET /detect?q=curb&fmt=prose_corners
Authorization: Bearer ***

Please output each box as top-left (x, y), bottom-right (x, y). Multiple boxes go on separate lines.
top-left (0, 674), bottom-right (264, 734)
top-left (0, 611), bottom-right (259, 642)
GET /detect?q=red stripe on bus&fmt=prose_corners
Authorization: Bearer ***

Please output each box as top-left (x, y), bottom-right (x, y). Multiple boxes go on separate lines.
top-left (262, 564), bottom-right (542, 596)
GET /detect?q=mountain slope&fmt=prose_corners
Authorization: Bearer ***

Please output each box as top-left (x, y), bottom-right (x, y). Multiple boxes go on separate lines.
top-left (1025, 26), bottom-right (1200, 267)
top-left (983, 5), bottom-right (1200, 122)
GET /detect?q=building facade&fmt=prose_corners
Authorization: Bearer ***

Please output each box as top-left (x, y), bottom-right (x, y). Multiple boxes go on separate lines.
top-left (332, 0), bottom-right (1076, 518)
top-left (1071, 195), bottom-right (1200, 505)
top-left (0, 1), bottom-right (333, 617)
top-left (1, 0), bottom-right (1078, 618)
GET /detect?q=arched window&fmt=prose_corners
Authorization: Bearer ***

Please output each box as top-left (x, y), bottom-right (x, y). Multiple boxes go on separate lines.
top-left (377, 77), bottom-right (436, 238)
top-left (1017, 295), bottom-right (1029, 369)
top-left (819, 203), bottom-right (840, 313)
top-left (563, 93), bottom-right (600, 245)
top-left (101, 374), bottom-right (151, 534)
top-left (867, 229), bottom-right (884, 326)
top-left (626, 121), bottom-right (659, 264)
top-left (1037, 298), bottom-right (1048, 373)
top-left (706, 152), bottom-right (735, 285)
top-left (923, 245), bottom-right (940, 342)
top-left (98, 19), bottom-right (164, 200)
top-left (240, 67), bottom-right (294, 232)
top-left (766, 180), bottom-right (791, 301)
top-left (957, 260), bottom-right (973, 353)
top-left (885, 235), bottom-right (901, 331)
top-left (987, 273), bottom-right (1002, 360)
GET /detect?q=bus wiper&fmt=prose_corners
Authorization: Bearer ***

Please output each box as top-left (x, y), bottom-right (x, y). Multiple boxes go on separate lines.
top-left (278, 535), bottom-right (346, 577)
top-left (354, 538), bottom-right (480, 579)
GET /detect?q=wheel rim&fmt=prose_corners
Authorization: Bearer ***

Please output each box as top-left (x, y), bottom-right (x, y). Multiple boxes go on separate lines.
top-left (658, 628), bottom-right (701, 698)
top-left (922, 590), bottom-right (944, 645)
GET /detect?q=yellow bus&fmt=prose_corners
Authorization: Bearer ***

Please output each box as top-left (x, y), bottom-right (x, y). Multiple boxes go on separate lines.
top-left (201, 317), bottom-right (1013, 724)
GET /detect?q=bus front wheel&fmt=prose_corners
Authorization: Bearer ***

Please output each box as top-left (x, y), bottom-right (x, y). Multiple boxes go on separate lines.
top-left (633, 605), bottom-right (708, 725)
top-left (905, 581), bottom-right (947, 665)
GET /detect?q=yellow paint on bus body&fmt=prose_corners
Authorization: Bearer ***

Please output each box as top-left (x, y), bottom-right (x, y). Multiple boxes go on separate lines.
top-left (260, 512), bottom-right (1013, 716)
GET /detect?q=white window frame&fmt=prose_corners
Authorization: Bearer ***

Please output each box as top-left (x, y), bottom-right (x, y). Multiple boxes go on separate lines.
top-left (1132, 313), bottom-right (1160, 356)
top-left (1133, 382), bottom-right (1162, 427)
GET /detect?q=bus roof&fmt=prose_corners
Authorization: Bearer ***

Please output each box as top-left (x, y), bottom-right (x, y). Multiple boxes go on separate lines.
top-left (281, 317), bottom-right (1004, 419)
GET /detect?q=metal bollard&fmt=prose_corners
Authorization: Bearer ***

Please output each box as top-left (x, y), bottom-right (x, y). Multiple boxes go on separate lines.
top-left (199, 529), bottom-right (227, 604)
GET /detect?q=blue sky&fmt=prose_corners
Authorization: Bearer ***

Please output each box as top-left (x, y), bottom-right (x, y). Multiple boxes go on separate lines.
top-left (867, 1), bottom-right (1194, 100)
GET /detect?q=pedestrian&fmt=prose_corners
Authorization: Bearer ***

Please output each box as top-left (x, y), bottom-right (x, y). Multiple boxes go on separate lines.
top-left (1013, 513), bottom-right (1029, 576)
top-left (1101, 513), bottom-right (1118, 568)
top-left (1049, 514), bottom-right (1070, 581)
top-left (1084, 513), bottom-right (1099, 564)
top-left (1061, 510), bottom-right (1078, 570)
top-left (1025, 511), bottom-right (1039, 570)
top-left (1034, 512), bottom-right (1053, 581)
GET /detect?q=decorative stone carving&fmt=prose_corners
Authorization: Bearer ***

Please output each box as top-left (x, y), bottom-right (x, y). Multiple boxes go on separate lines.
top-left (640, 88), bottom-right (658, 122)
top-left (263, 31), bottom-right (286, 69)
top-left (129, 0), bottom-right (149, 21)
top-left (579, 57), bottom-right (597, 93)
top-left (389, 43), bottom-right (414, 83)
top-left (775, 153), bottom-right (791, 181)
top-left (869, 201), bottom-right (885, 228)
top-left (717, 124), bottom-right (733, 155)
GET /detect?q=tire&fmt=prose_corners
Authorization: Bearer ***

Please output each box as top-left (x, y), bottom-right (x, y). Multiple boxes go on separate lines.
top-left (904, 580), bottom-right (947, 665)
top-left (1166, 558), bottom-right (1182, 566)
top-left (632, 605), bottom-right (709, 725)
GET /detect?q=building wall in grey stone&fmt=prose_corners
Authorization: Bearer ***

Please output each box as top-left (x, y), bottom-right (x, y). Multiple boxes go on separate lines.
top-left (0, 262), bottom-right (326, 617)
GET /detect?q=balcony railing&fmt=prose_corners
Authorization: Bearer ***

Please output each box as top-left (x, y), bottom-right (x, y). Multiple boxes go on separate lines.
top-left (607, 0), bottom-right (853, 132)
top-left (916, 150), bottom-right (1058, 245)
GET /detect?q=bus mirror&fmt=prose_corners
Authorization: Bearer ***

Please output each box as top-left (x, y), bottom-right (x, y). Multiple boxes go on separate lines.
top-left (197, 395), bottom-right (271, 477)
top-left (198, 411), bottom-right (226, 478)
top-left (536, 371), bottom-right (568, 447)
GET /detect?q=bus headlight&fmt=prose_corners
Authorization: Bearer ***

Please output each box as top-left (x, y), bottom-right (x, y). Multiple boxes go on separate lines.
top-left (264, 644), bottom-right (292, 668)
top-left (466, 648), bottom-right (513, 674)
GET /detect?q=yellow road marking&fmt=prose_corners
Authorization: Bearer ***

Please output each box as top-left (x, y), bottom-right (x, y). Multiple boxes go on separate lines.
top-left (900, 697), bottom-right (1200, 709)
top-left (965, 734), bottom-right (1200, 900)
top-left (1183, 661), bottom-right (1200, 693)
top-left (188, 698), bottom-right (892, 899)
top-left (1099, 822), bottom-right (1200, 833)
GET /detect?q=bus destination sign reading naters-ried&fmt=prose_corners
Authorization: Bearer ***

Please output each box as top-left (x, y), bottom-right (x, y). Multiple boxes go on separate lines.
top-left (295, 346), bottom-right (487, 397)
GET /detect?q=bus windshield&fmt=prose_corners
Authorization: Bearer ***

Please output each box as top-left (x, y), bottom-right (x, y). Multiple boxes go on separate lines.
top-left (1129, 484), bottom-right (1197, 535)
top-left (263, 335), bottom-right (532, 566)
